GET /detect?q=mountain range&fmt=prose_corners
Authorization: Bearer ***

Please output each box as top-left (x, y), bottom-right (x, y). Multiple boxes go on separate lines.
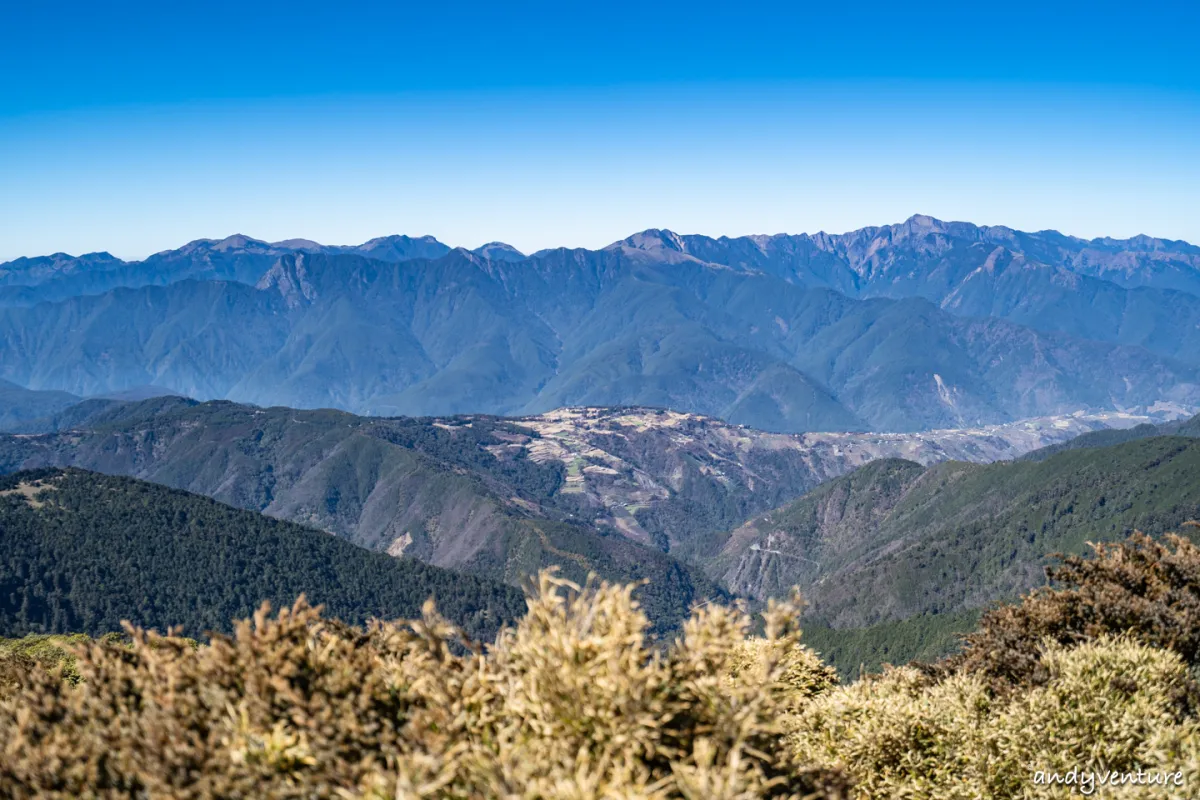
top-left (4, 397), bottom-right (1198, 673)
top-left (6, 215), bottom-right (1200, 665)
top-left (2, 216), bottom-right (1199, 433)
top-left (0, 395), bottom-right (1144, 568)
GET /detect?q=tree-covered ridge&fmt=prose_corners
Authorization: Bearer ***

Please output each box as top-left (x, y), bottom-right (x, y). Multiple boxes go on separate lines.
top-left (0, 468), bottom-right (528, 641)
top-left (2, 395), bottom-right (1127, 573)
top-left (0, 400), bottom-right (728, 631)
top-left (1017, 411), bottom-right (1200, 462)
top-left (706, 435), bottom-right (1200, 630)
top-left (801, 609), bottom-right (983, 680)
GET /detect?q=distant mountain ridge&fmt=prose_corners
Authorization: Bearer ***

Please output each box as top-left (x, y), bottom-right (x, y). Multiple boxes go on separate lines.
top-left (0, 397), bottom-right (1135, 588)
top-left (7, 216), bottom-right (1195, 296)
top-left (616, 215), bottom-right (1200, 294)
top-left (0, 380), bottom-right (81, 431)
top-left (0, 233), bottom-right (452, 307)
top-left (2, 216), bottom-right (1199, 433)
top-left (638, 216), bottom-right (1200, 365)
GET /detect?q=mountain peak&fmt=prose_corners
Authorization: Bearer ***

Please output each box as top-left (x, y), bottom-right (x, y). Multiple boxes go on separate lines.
top-left (358, 234), bottom-right (443, 247)
top-left (901, 214), bottom-right (950, 233)
top-left (170, 234), bottom-right (270, 256)
top-left (353, 235), bottom-right (452, 262)
top-left (906, 213), bottom-right (938, 225)
top-left (609, 229), bottom-right (687, 253)
top-left (472, 242), bottom-right (526, 262)
top-left (271, 238), bottom-right (326, 251)
top-left (210, 234), bottom-right (269, 252)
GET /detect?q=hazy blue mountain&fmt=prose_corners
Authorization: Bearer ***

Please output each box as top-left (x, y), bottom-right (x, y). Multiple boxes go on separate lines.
top-left (2, 244), bottom-right (1198, 433)
top-left (471, 242), bottom-right (526, 261)
top-left (0, 380), bottom-right (81, 431)
top-left (0, 387), bottom-right (179, 435)
top-left (348, 234), bottom-right (451, 262)
top-left (0, 251), bottom-right (123, 286)
top-left (93, 385), bottom-right (183, 402)
top-left (0, 398), bottom-right (123, 435)
top-left (0, 233), bottom-right (452, 307)
top-left (0, 236), bottom-right (282, 306)
top-left (4, 218), bottom-right (1200, 432)
top-left (664, 215), bottom-right (1200, 296)
top-left (0, 279), bottom-right (296, 398)
top-left (651, 215), bottom-right (1200, 364)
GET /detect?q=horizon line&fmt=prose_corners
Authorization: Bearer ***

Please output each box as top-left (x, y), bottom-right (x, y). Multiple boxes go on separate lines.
top-left (7, 213), bottom-right (1198, 265)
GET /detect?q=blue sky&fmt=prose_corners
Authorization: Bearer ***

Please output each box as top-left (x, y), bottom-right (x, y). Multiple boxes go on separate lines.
top-left (2, 1), bottom-right (1198, 260)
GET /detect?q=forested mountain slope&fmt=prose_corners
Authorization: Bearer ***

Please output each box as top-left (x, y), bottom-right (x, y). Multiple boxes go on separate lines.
top-left (706, 434), bottom-right (1200, 628)
top-left (1018, 412), bottom-right (1200, 461)
top-left (0, 468), bottom-right (526, 640)
top-left (0, 400), bottom-right (727, 630)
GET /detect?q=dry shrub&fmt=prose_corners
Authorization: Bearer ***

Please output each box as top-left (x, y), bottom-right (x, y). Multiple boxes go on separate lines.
top-left (730, 637), bottom-right (839, 713)
top-left (787, 665), bottom-right (991, 799)
top-left (789, 636), bottom-right (1200, 799)
top-left (949, 530), bottom-right (1200, 688)
top-left (0, 571), bottom-right (848, 799)
top-left (354, 574), bottom-right (847, 799)
top-left (785, 528), bottom-right (1200, 798)
top-left (988, 638), bottom-right (1200, 798)
top-left (8, 528), bottom-right (1200, 799)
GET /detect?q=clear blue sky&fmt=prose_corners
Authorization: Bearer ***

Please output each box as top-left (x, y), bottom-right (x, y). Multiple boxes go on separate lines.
top-left (2, 0), bottom-right (1198, 260)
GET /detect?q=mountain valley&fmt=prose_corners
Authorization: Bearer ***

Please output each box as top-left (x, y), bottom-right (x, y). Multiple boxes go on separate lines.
top-left (705, 429), bottom-right (1200, 631)
top-left (0, 396), bottom-right (1152, 561)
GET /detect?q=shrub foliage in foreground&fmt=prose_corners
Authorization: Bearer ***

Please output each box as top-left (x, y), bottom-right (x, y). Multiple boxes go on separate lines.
top-left (0, 572), bottom-right (848, 799)
top-left (950, 527), bottom-right (1200, 687)
top-left (5, 530), bottom-right (1200, 798)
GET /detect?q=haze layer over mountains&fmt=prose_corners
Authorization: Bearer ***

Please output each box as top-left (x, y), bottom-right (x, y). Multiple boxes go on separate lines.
top-left (3, 215), bottom-right (1199, 433)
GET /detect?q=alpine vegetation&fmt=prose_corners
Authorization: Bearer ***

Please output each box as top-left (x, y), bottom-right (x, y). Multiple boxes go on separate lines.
top-left (4, 529), bottom-right (1200, 798)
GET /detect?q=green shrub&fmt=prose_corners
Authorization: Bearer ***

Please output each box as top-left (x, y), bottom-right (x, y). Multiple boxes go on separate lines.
top-left (0, 633), bottom-right (94, 692)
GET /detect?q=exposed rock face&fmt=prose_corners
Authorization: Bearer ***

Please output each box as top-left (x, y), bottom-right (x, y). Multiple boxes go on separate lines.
top-left (256, 253), bottom-right (318, 308)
